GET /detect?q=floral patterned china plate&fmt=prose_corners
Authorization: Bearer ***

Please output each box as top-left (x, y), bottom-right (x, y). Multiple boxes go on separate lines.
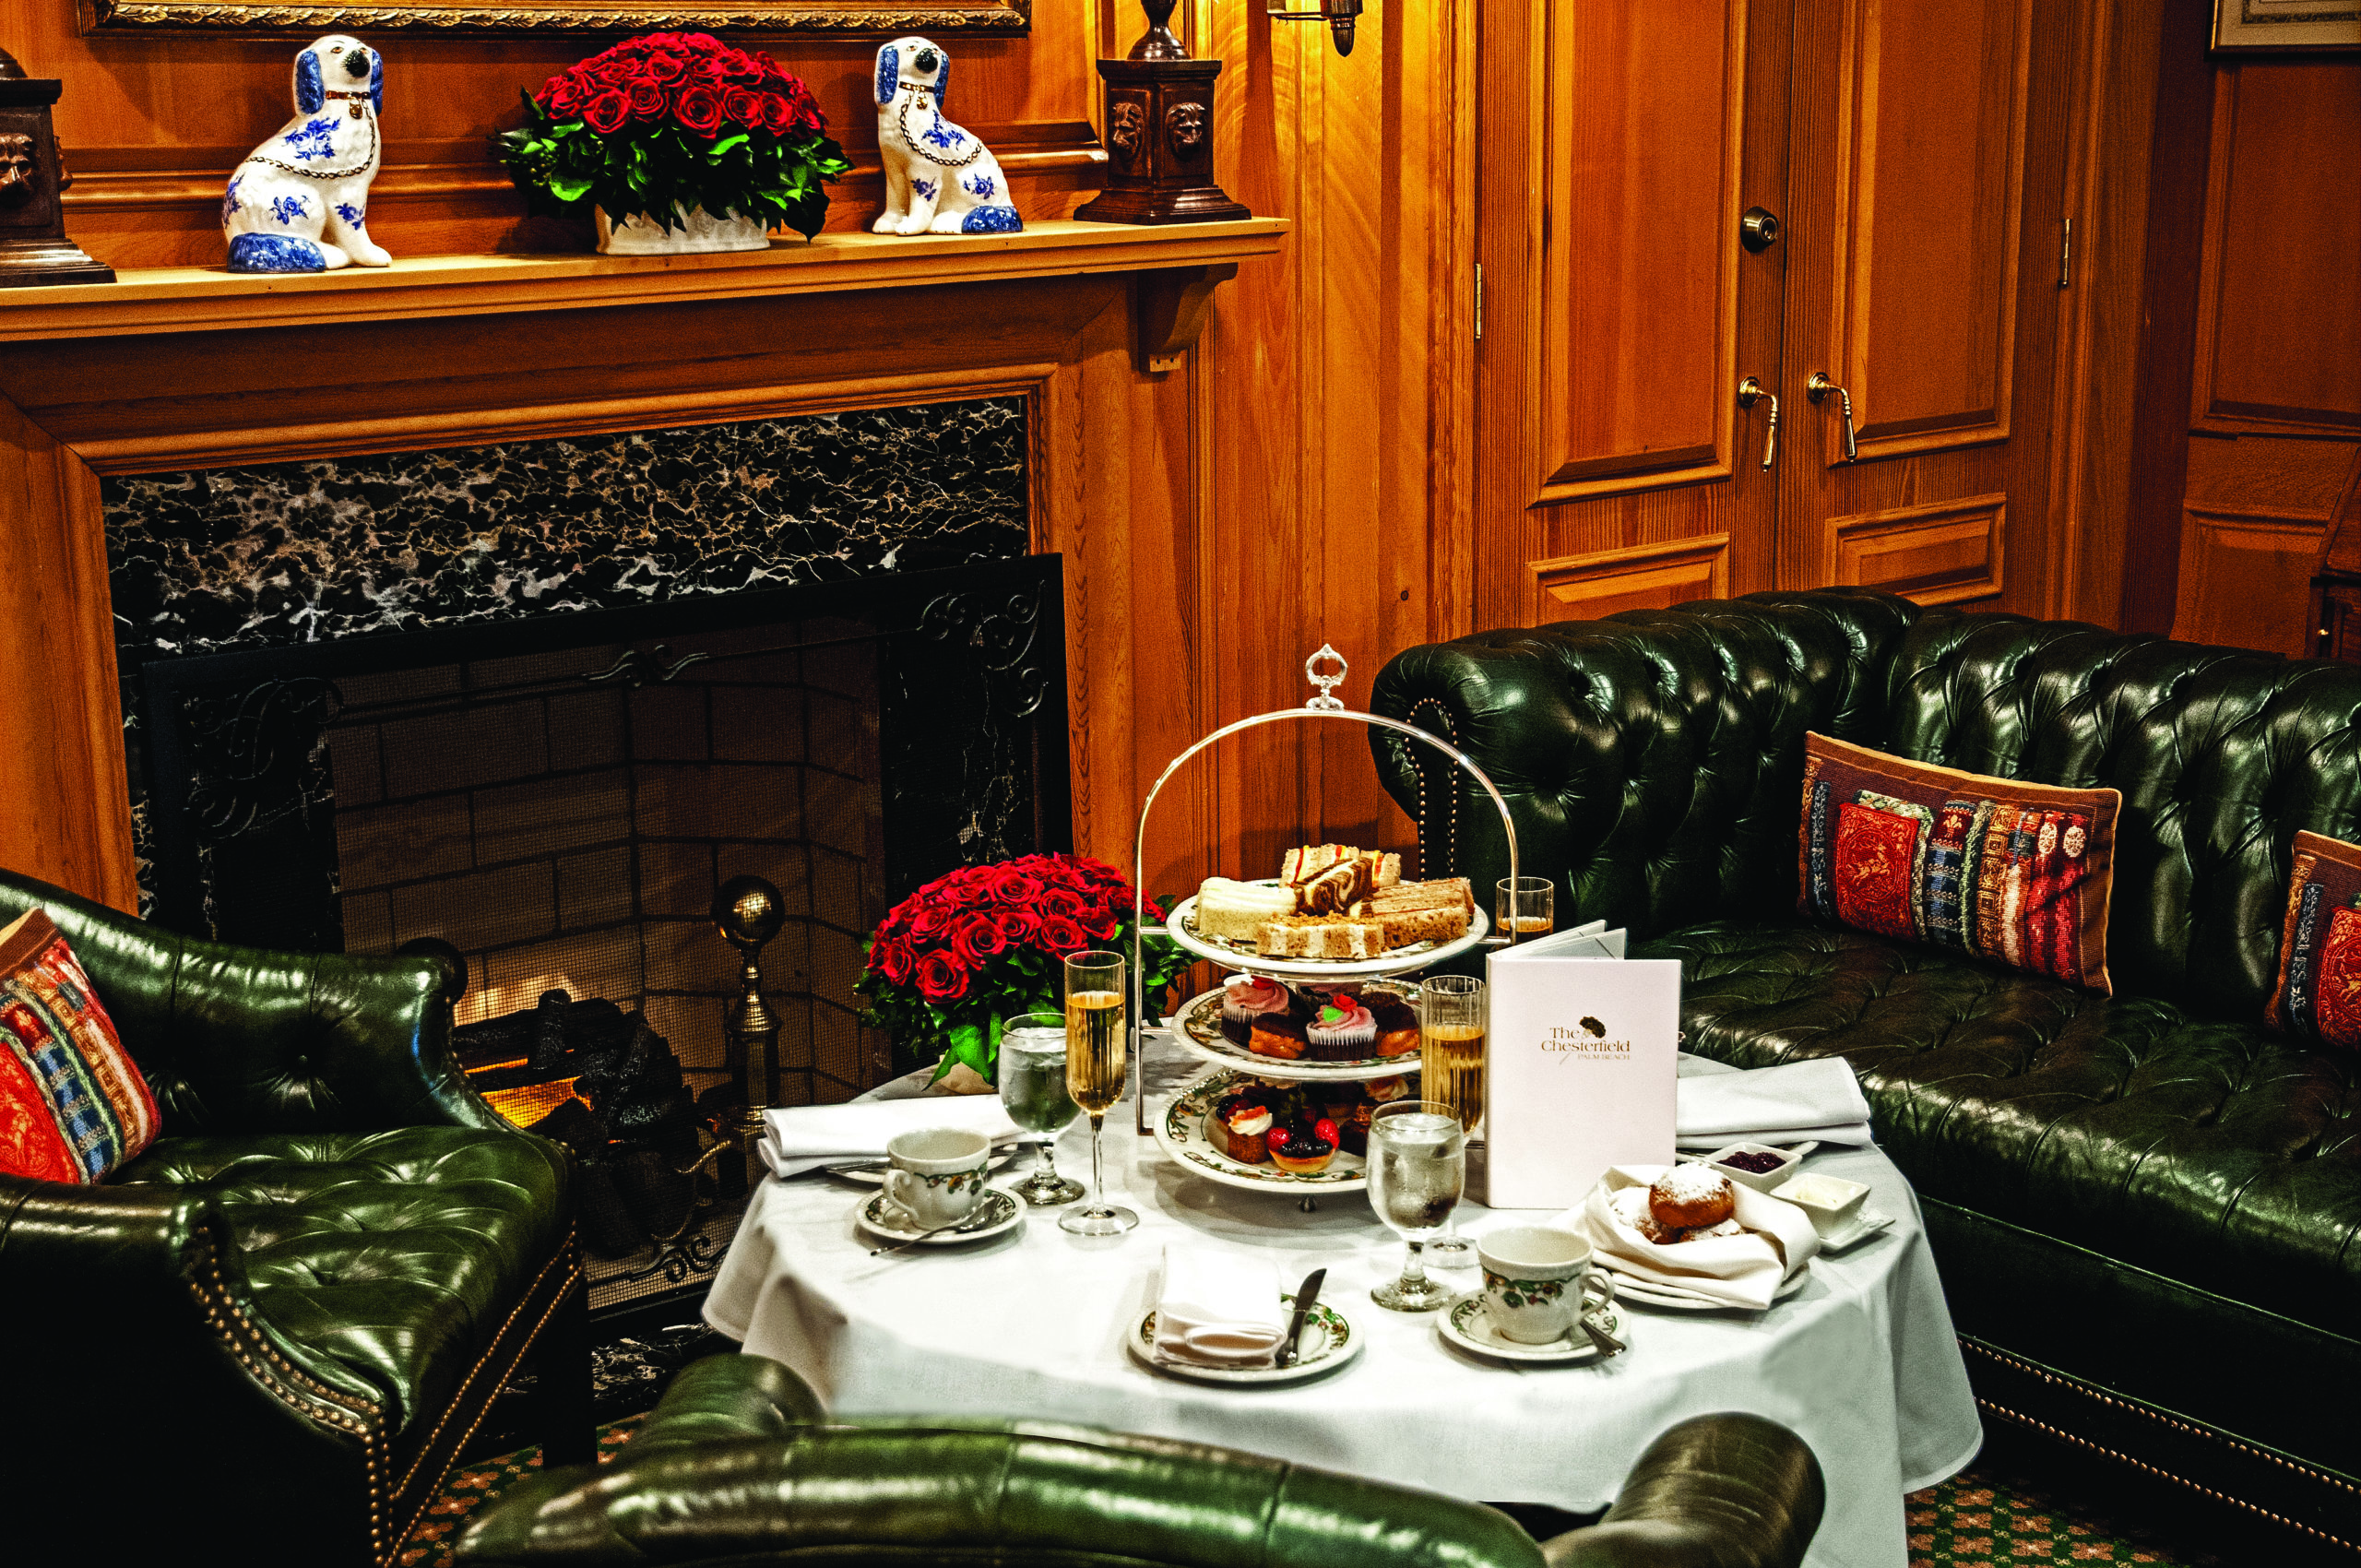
top-left (1153, 1068), bottom-right (1369, 1195)
top-left (1436, 1292), bottom-right (1622, 1364)
top-left (1168, 981), bottom-right (1426, 1082)
top-left (1128, 1298), bottom-right (1363, 1385)
top-left (853, 1186), bottom-right (1025, 1246)
top-left (1164, 885), bottom-right (1490, 980)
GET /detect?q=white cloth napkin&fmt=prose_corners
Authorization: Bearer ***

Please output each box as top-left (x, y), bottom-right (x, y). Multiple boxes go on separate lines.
top-left (1151, 1244), bottom-right (1286, 1368)
top-left (1566, 1164), bottom-right (1821, 1311)
top-left (1675, 1057), bottom-right (1875, 1149)
top-left (755, 1098), bottom-right (1020, 1180)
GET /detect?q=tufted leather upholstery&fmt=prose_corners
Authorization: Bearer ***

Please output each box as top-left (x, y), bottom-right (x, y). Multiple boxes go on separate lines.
top-left (1371, 591), bottom-right (2361, 1544)
top-left (456, 1353), bottom-right (1827, 1568)
top-left (0, 869), bottom-right (587, 1568)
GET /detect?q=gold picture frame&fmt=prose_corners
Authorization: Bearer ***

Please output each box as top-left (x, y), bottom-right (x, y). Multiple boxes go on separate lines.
top-left (80, 0), bottom-right (1028, 35)
top-left (2212, 0), bottom-right (2360, 50)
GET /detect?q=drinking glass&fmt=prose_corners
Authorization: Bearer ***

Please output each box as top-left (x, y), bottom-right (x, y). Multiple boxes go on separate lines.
top-left (1059, 950), bottom-right (1137, 1236)
top-left (997, 1012), bottom-right (1084, 1206)
top-left (1420, 974), bottom-right (1487, 1134)
top-left (1497, 876), bottom-right (1554, 942)
top-left (1366, 1098), bottom-right (1466, 1312)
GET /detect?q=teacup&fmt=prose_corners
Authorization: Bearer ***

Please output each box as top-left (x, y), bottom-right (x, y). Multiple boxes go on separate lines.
top-left (1477, 1225), bottom-right (1617, 1345)
top-left (881, 1127), bottom-right (993, 1231)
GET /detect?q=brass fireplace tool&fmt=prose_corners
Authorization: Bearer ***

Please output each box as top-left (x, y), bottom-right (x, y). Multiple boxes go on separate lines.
top-left (713, 873), bottom-right (786, 1182)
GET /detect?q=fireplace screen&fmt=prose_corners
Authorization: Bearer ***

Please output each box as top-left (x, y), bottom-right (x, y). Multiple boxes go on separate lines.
top-left (135, 556), bottom-right (1071, 1111)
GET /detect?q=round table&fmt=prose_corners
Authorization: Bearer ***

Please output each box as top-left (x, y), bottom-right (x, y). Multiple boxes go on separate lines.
top-left (705, 1040), bottom-right (1981, 1568)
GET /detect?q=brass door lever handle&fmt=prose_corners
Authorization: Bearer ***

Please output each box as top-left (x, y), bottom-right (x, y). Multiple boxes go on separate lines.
top-left (1806, 373), bottom-right (1857, 461)
top-left (1737, 377), bottom-right (1777, 470)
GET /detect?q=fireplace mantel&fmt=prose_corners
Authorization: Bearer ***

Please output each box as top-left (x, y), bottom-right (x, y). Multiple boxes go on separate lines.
top-left (0, 214), bottom-right (1285, 915)
top-left (0, 220), bottom-right (1287, 343)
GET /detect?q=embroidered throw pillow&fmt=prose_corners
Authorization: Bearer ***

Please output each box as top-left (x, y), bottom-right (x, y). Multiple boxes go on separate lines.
top-left (0, 909), bottom-right (158, 1182)
top-left (2268, 832), bottom-right (2361, 1047)
top-left (1798, 733), bottom-right (2122, 993)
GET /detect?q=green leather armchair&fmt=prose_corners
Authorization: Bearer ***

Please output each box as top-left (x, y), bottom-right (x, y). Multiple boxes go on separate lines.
top-left (457, 1353), bottom-right (1827, 1568)
top-left (0, 869), bottom-right (589, 1568)
top-left (1370, 588), bottom-right (2361, 1550)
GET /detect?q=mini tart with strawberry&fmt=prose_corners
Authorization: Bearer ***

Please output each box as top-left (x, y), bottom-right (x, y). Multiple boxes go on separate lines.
top-left (1266, 1117), bottom-right (1341, 1175)
top-left (1205, 1092), bottom-right (1276, 1163)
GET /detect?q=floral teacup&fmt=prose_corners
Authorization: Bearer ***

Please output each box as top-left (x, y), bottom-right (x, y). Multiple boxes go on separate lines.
top-left (882, 1126), bottom-right (992, 1231)
top-left (1477, 1225), bottom-right (1616, 1345)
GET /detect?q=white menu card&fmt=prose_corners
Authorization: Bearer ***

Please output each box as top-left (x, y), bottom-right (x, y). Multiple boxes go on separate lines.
top-left (1483, 927), bottom-right (1681, 1210)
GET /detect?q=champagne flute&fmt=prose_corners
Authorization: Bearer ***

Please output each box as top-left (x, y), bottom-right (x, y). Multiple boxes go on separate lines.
top-left (1058, 950), bottom-right (1137, 1236)
top-left (997, 1012), bottom-right (1084, 1206)
top-left (1366, 1098), bottom-right (1466, 1311)
top-left (1420, 974), bottom-right (1487, 1134)
top-left (1498, 876), bottom-right (1554, 942)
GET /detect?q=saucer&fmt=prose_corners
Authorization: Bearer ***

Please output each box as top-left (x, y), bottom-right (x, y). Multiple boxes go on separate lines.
top-left (1815, 1208), bottom-right (1894, 1253)
top-left (854, 1186), bottom-right (1025, 1246)
top-left (1436, 1292), bottom-right (1619, 1364)
top-left (1129, 1299), bottom-right (1364, 1385)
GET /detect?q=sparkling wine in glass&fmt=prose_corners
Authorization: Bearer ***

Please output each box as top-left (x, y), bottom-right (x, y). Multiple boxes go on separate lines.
top-left (1498, 876), bottom-right (1554, 941)
top-left (1366, 1099), bottom-right (1466, 1312)
top-left (1060, 950), bottom-right (1137, 1236)
top-left (1419, 974), bottom-right (1487, 1134)
top-left (999, 1013), bottom-right (1084, 1206)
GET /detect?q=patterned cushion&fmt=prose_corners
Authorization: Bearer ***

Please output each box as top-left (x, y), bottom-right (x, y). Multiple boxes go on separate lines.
top-left (0, 909), bottom-right (158, 1182)
top-left (2268, 831), bottom-right (2361, 1045)
top-left (1797, 732), bottom-right (2122, 993)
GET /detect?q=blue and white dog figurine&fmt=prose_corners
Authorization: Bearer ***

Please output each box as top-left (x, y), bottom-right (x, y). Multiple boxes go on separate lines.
top-left (223, 35), bottom-right (389, 273)
top-left (872, 36), bottom-right (1021, 236)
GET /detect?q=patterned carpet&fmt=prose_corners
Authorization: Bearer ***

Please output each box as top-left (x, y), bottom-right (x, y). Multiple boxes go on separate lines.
top-left (396, 1420), bottom-right (2209, 1568)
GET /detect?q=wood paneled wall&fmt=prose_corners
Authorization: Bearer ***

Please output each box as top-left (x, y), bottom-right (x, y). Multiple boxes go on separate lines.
top-left (44, 9), bottom-right (1109, 267)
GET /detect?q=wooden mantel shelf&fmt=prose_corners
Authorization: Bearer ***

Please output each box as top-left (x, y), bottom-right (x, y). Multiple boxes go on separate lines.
top-left (0, 217), bottom-right (1287, 343)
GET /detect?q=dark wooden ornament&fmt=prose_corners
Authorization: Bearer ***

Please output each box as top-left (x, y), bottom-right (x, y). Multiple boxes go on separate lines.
top-left (1074, 3), bottom-right (1249, 227)
top-left (0, 49), bottom-right (113, 288)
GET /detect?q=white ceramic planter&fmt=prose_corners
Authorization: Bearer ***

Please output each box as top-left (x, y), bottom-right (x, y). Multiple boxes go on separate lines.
top-left (594, 204), bottom-right (773, 255)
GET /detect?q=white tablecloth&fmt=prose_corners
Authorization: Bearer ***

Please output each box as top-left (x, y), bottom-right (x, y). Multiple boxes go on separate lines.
top-left (706, 1041), bottom-right (1981, 1568)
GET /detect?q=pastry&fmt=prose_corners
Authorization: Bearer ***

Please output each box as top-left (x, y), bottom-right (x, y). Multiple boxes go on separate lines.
top-left (1305, 995), bottom-right (1378, 1060)
top-left (1220, 975), bottom-right (1292, 1046)
top-left (1349, 878), bottom-right (1474, 947)
top-left (1256, 915), bottom-right (1387, 959)
top-left (1609, 1184), bottom-right (1681, 1245)
top-left (1248, 1013), bottom-right (1310, 1060)
top-left (1354, 876), bottom-right (1473, 917)
top-left (1194, 877), bottom-right (1300, 944)
top-left (1681, 1217), bottom-right (1745, 1241)
top-left (1280, 844), bottom-right (1401, 890)
top-left (1648, 1163), bottom-right (1736, 1230)
top-left (1297, 857), bottom-right (1373, 915)
top-left (1267, 1117), bottom-right (1340, 1174)
top-left (1205, 1092), bottom-right (1275, 1163)
top-left (1368, 995), bottom-right (1421, 1056)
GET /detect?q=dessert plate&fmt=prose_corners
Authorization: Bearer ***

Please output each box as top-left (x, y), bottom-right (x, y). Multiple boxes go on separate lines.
top-left (853, 1187), bottom-right (1026, 1247)
top-left (1129, 1299), bottom-right (1363, 1385)
top-left (1169, 982), bottom-right (1426, 1082)
top-left (1436, 1293), bottom-right (1622, 1364)
top-left (1166, 886), bottom-right (1489, 980)
top-left (1153, 1068), bottom-right (1369, 1195)
top-left (1814, 1209), bottom-right (1894, 1253)
top-left (1607, 1265), bottom-right (1808, 1312)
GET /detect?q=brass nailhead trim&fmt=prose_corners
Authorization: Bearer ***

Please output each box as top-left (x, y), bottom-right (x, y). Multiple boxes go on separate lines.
top-left (392, 1231), bottom-right (577, 1496)
top-left (1406, 699), bottom-right (1459, 880)
top-left (1961, 1338), bottom-right (2361, 1498)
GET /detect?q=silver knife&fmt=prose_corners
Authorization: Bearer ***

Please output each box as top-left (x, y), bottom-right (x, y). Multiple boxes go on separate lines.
top-left (1275, 1268), bottom-right (1327, 1368)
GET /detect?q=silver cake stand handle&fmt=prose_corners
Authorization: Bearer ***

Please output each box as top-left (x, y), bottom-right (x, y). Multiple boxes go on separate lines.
top-left (1129, 647), bottom-right (1522, 1138)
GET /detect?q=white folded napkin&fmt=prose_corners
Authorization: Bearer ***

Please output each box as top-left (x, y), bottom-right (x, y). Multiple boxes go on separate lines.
top-left (1566, 1164), bottom-right (1821, 1311)
top-left (1151, 1244), bottom-right (1286, 1369)
top-left (1675, 1057), bottom-right (1874, 1149)
top-left (755, 1097), bottom-right (1019, 1180)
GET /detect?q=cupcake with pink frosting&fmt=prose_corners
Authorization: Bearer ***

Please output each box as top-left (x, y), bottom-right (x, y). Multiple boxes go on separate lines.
top-left (1220, 975), bottom-right (1293, 1046)
top-left (1305, 994), bottom-right (1378, 1060)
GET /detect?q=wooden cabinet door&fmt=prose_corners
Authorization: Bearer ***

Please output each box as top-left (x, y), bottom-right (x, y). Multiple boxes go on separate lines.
top-left (1774, 0), bottom-right (2074, 611)
top-left (1475, 0), bottom-right (1796, 628)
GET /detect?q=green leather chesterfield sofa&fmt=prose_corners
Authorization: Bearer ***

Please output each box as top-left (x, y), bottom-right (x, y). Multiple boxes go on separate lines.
top-left (0, 869), bottom-right (589, 1568)
top-left (457, 1352), bottom-right (1827, 1567)
top-left (1370, 589), bottom-right (2361, 1550)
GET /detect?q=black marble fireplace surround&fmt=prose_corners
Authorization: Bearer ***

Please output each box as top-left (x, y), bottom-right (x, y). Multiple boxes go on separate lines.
top-left (101, 400), bottom-right (1066, 1101)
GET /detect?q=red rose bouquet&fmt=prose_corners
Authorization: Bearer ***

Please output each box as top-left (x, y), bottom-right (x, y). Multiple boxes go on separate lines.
top-left (858, 852), bottom-right (1188, 1084)
top-left (495, 32), bottom-right (850, 238)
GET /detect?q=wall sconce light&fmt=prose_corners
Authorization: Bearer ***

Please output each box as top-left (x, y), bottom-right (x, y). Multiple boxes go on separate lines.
top-left (1267, 0), bottom-right (1361, 56)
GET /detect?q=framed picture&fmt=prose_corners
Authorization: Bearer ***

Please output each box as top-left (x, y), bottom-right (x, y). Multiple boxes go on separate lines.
top-left (2213, 0), bottom-right (2361, 50)
top-left (80, 0), bottom-right (1029, 36)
